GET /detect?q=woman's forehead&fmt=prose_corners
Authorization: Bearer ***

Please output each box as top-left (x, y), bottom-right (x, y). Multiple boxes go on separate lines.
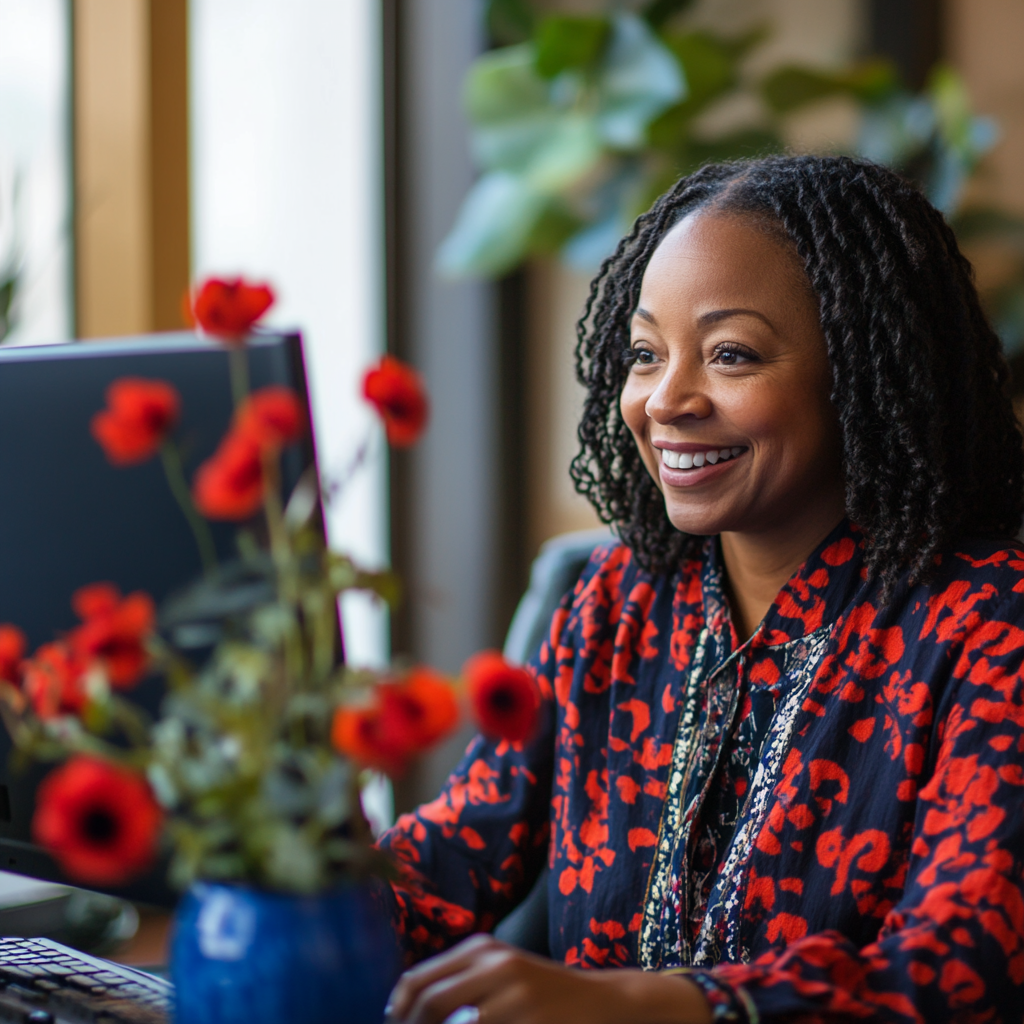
top-left (636, 211), bottom-right (812, 323)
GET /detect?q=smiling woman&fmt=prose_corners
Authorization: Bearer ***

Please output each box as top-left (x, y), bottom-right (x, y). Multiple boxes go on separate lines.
top-left (620, 213), bottom-right (846, 640)
top-left (379, 156), bottom-right (1024, 1024)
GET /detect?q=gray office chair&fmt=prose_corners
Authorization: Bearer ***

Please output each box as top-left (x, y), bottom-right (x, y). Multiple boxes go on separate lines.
top-left (492, 528), bottom-right (613, 957)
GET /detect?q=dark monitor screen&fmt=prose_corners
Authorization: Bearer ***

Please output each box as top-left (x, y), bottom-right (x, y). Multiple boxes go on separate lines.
top-left (0, 331), bottom-right (317, 906)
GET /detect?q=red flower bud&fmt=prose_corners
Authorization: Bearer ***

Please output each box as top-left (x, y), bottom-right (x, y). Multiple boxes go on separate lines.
top-left (235, 386), bottom-right (305, 451)
top-left (331, 668), bottom-right (459, 777)
top-left (362, 355), bottom-right (429, 447)
top-left (193, 432), bottom-right (265, 520)
top-left (91, 378), bottom-right (180, 466)
top-left (189, 277), bottom-right (275, 343)
top-left (22, 642), bottom-right (89, 719)
top-left (463, 650), bottom-right (540, 745)
top-left (0, 625), bottom-right (26, 684)
top-left (33, 756), bottom-right (162, 886)
top-left (70, 583), bottom-right (155, 689)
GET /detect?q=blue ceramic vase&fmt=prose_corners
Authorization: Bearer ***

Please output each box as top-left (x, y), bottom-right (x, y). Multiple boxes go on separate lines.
top-left (171, 879), bottom-right (401, 1024)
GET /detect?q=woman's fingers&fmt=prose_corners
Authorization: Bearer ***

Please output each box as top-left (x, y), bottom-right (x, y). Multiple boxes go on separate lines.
top-left (388, 935), bottom-right (617, 1024)
top-left (387, 935), bottom-right (507, 1023)
top-left (388, 938), bottom-right (714, 1024)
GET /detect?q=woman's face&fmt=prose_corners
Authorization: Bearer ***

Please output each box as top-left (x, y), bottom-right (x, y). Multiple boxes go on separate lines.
top-left (620, 211), bottom-right (844, 540)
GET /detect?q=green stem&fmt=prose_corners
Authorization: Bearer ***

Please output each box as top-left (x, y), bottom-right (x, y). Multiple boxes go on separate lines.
top-left (261, 451), bottom-right (289, 571)
top-left (161, 442), bottom-right (218, 577)
top-left (262, 451), bottom-right (307, 696)
top-left (229, 345), bottom-right (250, 408)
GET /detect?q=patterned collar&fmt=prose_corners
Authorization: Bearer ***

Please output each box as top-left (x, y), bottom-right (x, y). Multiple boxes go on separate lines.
top-left (698, 518), bottom-right (867, 651)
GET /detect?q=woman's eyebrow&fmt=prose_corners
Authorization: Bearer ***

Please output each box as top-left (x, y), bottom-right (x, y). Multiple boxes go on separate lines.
top-left (699, 307), bottom-right (776, 330)
top-left (633, 307), bottom-right (657, 325)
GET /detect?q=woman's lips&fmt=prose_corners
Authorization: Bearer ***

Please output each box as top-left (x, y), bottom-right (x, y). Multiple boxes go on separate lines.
top-left (655, 445), bottom-right (748, 487)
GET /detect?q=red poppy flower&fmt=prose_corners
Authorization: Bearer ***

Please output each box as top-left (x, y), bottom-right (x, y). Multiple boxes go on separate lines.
top-left (69, 583), bottom-right (155, 689)
top-left (362, 356), bottom-right (429, 447)
top-left (189, 277), bottom-right (275, 343)
top-left (33, 756), bottom-right (162, 885)
top-left (90, 378), bottom-right (180, 466)
top-left (463, 650), bottom-right (540, 744)
top-left (235, 386), bottom-right (305, 451)
top-left (21, 642), bottom-right (89, 719)
top-left (331, 668), bottom-right (459, 776)
top-left (400, 667), bottom-right (461, 747)
top-left (0, 625), bottom-right (26, 684)
top-left (193, 432), bottom-right (265, 520)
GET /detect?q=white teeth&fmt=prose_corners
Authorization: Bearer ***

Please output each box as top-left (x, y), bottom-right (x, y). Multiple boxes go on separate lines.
top-left (660, 446), bottom-right (746, 469)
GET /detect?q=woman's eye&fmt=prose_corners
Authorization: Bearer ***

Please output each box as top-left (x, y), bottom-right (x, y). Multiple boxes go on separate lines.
top-left (630, 348), bottom-right (656, 366)
top-left (713, 345), bottom-right (754, 366)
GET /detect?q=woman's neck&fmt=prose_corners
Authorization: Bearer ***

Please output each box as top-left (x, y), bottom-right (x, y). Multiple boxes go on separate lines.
top-left (719, 503), bottom-right (846, 643)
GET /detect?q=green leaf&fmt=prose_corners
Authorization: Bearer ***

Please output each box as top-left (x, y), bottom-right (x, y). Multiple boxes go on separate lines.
top-left (465, 45), bottom-right (549, 127)
top-left (597, 13), bottom-right (686, 149)
top-left (642, 0), bottom-right (697, 30)
top-left (437, 172), bottom-right (548, 279)
top-left (534, 16), bottom-right (611, 80)
top-left (525, 202), bottom-right (584, 255)
top-left (717, 25), bottom-right (771, 61)
top-left (353, 568), bottom-right (402, 608)
top-left (928, 64), bottom-right (999, 162)
top-left (487, 0), bottom-right (535, 46)
top-left (0, 276), bottom-right (14, 320)
top-left (856, 94), bottom-right (933, 167)
top-left (663, 32), bottom-right (735, 110)
top-left (524, 113), bottom-right (604, 190)
top-left (762, 59), bottom-right (899, 114)
top-left (472, 110), bottom-right (565, 174)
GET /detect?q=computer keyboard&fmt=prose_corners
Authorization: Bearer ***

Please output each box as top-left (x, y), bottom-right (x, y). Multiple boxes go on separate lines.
top-left (0, 937), bottom-right (170, 1023)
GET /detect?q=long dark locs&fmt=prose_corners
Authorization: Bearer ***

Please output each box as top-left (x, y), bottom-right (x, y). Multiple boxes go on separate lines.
top-left (570, 155), bottom-right (1024, 595)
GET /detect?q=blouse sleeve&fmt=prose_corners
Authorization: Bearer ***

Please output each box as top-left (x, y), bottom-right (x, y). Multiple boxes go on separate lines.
top-left (376, 607), bottom-right (566, 963)
top-left (683, 602), bottom-right (1024, 1022)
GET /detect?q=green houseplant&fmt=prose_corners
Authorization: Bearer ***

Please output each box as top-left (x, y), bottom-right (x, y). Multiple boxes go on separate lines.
top-left (0, 277), bottom-right (541, 1023)
top-left (443, 0), bottom-right (1024, 361)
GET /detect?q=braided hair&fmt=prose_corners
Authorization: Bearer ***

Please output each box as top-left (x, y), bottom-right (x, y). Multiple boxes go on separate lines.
top-left (570, 155), bottom-right (1024, 594)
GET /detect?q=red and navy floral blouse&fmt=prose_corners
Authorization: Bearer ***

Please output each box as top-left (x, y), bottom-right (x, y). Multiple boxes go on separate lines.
top-left (379, 519), bottom-right (1024, 1022)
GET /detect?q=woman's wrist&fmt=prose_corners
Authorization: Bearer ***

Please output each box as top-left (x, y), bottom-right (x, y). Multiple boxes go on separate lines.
top-left (594, 967), bottom-right (714, 1024)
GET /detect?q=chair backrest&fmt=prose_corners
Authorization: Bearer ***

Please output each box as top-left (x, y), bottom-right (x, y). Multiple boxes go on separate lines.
top-left (494, 528), bottom-right (614, 956)
top-left (502, 528), bottom-right (614, 665)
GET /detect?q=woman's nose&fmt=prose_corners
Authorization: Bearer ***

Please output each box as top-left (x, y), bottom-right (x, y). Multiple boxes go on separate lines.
top-left (644, 360), bottom-right (712, 424)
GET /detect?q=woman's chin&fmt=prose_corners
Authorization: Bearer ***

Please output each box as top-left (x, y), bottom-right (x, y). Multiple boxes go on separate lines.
top-left (664, 510), bottom-right (734, 537)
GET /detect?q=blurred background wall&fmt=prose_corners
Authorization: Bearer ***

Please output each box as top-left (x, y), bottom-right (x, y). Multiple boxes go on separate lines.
top-left (3, 0), bottom-right (1024, 811)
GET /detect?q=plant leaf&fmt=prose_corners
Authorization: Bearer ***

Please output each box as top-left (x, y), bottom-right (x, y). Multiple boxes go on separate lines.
top-left (437, 171), bottom-right (548, 279)
top-left (487, 0), bottom-right (535, 46)
top-left (534, 16), bottom-right (611, 80)
top-left (762, 59), bottom-right (898, 114)
top-left (465, 45), bottom-right (549, 127)
top-left (642, 0), bottom-right (697, 30)
top-left (597, 13), bottom-right (687, 149)
top-left (662, 31), bottom-right (735, 112)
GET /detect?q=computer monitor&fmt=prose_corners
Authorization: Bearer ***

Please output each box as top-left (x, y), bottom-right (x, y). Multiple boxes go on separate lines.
top-left (0, 331), bottom-right (319, 907)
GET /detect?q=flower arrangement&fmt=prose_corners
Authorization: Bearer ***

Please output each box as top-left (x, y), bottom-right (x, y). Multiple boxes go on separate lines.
top-left (0, 278), bottom-right (539, 895)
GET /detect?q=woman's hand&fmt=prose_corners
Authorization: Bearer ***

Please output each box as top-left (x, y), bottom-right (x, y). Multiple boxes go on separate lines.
top-left (385, 934), bottom-right (713, 1024)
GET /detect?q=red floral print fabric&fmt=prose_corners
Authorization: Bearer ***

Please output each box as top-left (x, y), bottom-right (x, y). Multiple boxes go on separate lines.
top-left (379, 520), bottom-right (1024, 1022)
